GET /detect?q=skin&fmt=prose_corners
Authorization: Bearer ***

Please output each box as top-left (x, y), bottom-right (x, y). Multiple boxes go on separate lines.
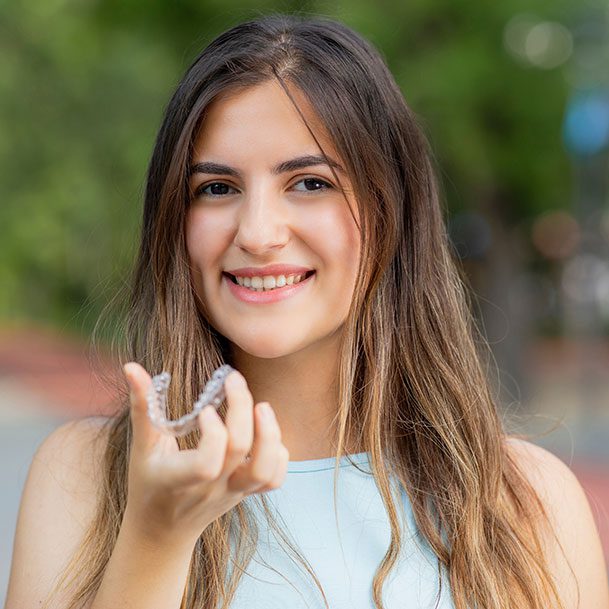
top-left (186, 79), bottom-right (362, 461)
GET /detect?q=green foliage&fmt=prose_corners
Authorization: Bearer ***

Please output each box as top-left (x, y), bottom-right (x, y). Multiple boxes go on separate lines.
top-left (0, 0), bottom-right (580, 333)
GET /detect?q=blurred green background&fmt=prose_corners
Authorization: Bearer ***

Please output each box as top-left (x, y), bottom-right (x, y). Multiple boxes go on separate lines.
top-left (2, 0), bottom-right (608, 341)
top-left (1, 0), bottom-right (609, 596)
top-left (2, 0), bottom-right (609, 352)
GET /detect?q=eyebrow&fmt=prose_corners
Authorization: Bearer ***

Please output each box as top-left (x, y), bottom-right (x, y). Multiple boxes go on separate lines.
top-left (189, 154), bottom-right (344, 178)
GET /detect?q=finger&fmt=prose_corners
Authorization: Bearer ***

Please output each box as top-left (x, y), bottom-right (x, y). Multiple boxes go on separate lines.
top-left (166, 406), bottom-right (228, 486)
top-left (124, 362), bottom-right (161, 454)
top-left (221, 371), bottom-right (255, 476)
top-left (227, 402), bottom-right (281, 493)
top-left (255, 444), bottom-right (290, 493)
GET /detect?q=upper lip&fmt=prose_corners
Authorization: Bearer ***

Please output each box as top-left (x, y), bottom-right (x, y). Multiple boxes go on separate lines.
top-left (224, 264), bottom-right (315, 278)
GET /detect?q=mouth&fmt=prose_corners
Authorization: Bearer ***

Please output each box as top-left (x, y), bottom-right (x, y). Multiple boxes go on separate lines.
top-left (221, 269), bottom-right (316, 304)
top-left (222, 270), bottom-right (316, 288)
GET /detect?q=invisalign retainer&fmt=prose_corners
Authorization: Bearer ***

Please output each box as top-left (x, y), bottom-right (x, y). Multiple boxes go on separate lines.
top-left (146, 364), bottom-right (235, 437)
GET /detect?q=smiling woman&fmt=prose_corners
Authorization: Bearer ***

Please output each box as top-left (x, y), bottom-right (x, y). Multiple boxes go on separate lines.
top-left (5, 12), bottom-right (609, 609)
top-left (185, 79), bottom-right (360, 359)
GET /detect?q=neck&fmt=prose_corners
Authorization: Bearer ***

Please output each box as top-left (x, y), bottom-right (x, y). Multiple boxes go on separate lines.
top-left (230, 329), bottom-right (360, 461)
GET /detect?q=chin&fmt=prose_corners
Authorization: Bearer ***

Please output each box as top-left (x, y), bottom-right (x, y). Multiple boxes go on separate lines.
top-left (229, 331), bottom-right (312, 360)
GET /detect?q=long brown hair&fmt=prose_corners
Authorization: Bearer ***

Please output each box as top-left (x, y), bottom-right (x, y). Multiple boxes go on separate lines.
top-left (46, 13), bottom-right (571, 609)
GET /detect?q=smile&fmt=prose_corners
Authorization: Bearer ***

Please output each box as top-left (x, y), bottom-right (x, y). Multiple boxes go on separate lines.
top-left (223, 271), bottom-right (316, 304)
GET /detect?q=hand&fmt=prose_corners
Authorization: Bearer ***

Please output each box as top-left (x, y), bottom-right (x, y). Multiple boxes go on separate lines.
top-left (121, 362), bottom-right (289, 548)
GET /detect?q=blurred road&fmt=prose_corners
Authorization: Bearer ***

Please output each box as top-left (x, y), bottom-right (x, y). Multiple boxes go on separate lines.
top-left (0, 325), bottom-right (608, 604)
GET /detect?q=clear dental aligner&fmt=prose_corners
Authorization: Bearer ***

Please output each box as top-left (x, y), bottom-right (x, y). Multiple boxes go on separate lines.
top-left (146, 364), bottom-right (235, 437)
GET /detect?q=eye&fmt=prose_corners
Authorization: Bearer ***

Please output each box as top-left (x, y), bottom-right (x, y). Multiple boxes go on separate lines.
top-left (195, 182), bottom-right (238, 197)
top-left (292, 177), bottom-right (333, 193)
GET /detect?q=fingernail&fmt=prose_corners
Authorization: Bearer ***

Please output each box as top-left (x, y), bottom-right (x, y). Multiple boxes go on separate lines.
top-left (123, 363), bottom-right (135, 382)
top-left (228, 371), bottom-right (244, 386)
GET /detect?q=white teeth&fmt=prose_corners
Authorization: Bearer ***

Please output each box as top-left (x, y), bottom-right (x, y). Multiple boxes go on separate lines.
top-left (232, 272), bottom-right (312, 291)
top-left (262, 275), bottom-right (276, 290)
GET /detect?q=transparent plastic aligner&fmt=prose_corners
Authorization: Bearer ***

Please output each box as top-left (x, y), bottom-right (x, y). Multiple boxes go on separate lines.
top-left (146, 364), bottom-right (235, 437)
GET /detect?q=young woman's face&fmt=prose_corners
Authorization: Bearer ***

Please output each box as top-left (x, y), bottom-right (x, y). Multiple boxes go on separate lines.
top-left (186, 80), bottom-right (361, 359)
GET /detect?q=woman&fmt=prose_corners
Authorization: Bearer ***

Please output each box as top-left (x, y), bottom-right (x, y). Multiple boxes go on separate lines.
top-left (6, 13), bottom-right (608, 609)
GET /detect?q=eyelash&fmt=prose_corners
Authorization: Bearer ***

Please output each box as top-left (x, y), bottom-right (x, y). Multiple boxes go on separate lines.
top-left (194, 176), bottom-right (333, 198)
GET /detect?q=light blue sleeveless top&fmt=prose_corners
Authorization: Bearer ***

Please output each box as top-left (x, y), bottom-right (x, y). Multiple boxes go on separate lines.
top-left (228, 452), bottom-right (455, 608)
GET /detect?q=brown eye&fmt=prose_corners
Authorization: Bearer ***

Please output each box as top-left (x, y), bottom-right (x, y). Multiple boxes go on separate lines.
top-left (292, 177), bottom-right (332, 192)
top-left (196, 182), bottom-right (237, 197)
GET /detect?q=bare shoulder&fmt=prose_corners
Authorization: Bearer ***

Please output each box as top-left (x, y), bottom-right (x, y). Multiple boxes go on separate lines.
top-left (505, 436), bottom-right (609, 608)
top-left (24, 415), bottom-right (112, 515)
top-left (5, 415), bottom-right (115, 609)
top-left (505, 437), bottom-right (583, 502)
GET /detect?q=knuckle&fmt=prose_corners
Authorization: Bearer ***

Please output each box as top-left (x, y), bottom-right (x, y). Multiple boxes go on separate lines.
top-left (261, 469), bottom-right (285, 492)
top-left (227, 435), bottom-right (250, 457)
top-left (262, 409), bottom-right (280, 434)
top-left (216, 423), bottom-right (230, 440)
top-left (249, 463), bottom-right (272, 486)
top-left (205, 421), bottom-right (228, 442)
top-left (271, 421), bottom-right (282, 439)
top-left (260, 417), bottom-right (278, 439)
top-left (277, 464), bottom-right (289, 484)
top-left (197, 461), bottom-right (222, 481)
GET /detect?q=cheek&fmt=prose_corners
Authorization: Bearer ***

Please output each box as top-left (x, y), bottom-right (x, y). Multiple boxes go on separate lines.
top-left (305, 205), bottom-right (361, 279)
top-left (185, 208), bottom-right (226, 273)
top-left (334, 206), bottom-right (361, 302)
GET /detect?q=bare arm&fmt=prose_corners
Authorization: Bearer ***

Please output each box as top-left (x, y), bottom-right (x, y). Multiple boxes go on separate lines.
top-left (5, 417), bottom-right (108, 608)
top-left (88, 512), bottom-right (196, 609)
top-left (4, 417), bottom-right (198, 609)
top-left (507, 437), bottom-right (609, 609)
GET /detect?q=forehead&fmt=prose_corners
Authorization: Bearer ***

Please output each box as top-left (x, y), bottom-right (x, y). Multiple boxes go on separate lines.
top-left (191, 79), bottom-right (340, 160)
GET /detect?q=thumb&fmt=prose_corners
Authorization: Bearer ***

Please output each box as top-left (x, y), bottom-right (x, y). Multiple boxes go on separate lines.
top-left (124, 362), bottom-right (161, 453)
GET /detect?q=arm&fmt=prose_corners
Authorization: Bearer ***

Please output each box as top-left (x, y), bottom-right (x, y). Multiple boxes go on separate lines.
top-left (5, 417), bottom-right (108, 608)
top-left (506, 437), bottom-right (609, 609)
top-left (88, 512), bottom-right (196, 609)
top-left (4, 417), bottom-right (197, 609)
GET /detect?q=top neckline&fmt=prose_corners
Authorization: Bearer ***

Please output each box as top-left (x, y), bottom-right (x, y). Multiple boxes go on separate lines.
top-left (286, 451), bottom-right (370, 473)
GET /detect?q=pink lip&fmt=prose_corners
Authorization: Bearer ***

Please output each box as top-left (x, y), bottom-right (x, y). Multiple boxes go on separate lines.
top-left (224, 272), bottom-right (315, 304)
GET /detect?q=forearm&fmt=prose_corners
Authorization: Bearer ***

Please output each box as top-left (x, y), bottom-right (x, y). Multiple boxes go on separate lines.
top-left (90, 513), bottom-right (197, 609)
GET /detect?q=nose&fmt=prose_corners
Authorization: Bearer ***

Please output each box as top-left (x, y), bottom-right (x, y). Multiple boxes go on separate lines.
top-left (233, 185), bottom-right (289, 255)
